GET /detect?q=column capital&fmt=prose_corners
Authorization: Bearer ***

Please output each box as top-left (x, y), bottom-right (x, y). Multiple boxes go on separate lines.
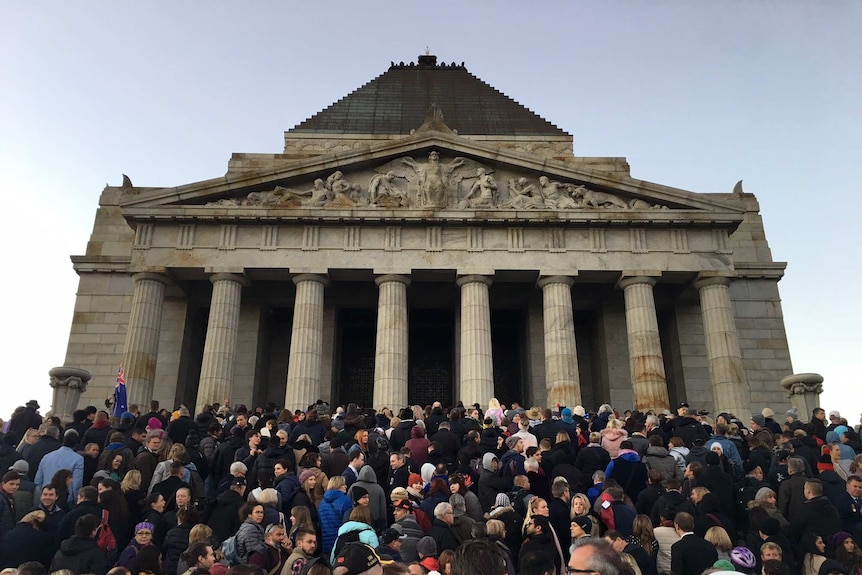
top-left (537, 275), bottom-right (574, 289)
top-left (617, 275), bottom-right (658, 290)
top-left (292, 273), bottom-right (330, 288)
top-left (693, 272), bottom-right (738, 291)
top-left (456, 274), bottom-right (493, 288)
top-left (209, 272), bottom-right (249, 287)
top-left (132, 272), bottom-right (171, 286)
top-left (375, 274), bottom-right (411, 287)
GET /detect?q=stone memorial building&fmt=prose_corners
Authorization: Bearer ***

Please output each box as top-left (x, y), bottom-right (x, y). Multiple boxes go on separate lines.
top-left (60, 55), bottom-right (794, 421)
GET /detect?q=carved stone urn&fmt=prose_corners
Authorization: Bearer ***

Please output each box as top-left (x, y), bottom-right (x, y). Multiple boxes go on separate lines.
top-left (780, 373), bottom-right (824, 421)
top-left (49, 367), bottom-right (92, 423)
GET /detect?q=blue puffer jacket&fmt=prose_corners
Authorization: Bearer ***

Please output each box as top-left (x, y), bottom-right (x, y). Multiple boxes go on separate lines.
top-left (318, 488), bottom-right (353, 554)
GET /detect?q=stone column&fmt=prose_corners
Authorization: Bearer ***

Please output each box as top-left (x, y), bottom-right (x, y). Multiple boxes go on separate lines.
top-left (373, 275), bottom-right (410, 410)
top-left (538, 276), bottom-right (582, 408)
top-left (694, 274), bottom-right (751, 422)
top-left (618, 275), bottom-right (670, 413)
top-left (123, 273), bottom-right (170, 408)
top-left (284, 274), bottom-right (329, 412)
top-left (457, 275), bottom-right (494, 407)
top-left (196, 273), bottom-right (247, 414)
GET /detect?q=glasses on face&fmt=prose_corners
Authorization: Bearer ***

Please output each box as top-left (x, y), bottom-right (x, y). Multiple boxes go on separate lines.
top-left (137, 531), bottom-right (153, 536)
top-left (567, 568), bottom-right (595, 574)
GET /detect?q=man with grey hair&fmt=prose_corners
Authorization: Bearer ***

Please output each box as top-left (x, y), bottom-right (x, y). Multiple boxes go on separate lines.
top-left (429, 502), bottom-right (459, 552)
top-left (778, 456), bottom-right (808, 521)
top-left (24, 425), bottom-right (61, 481)
top-left (34, 429), bottom-right (83, 507)
top-left (568, 534), bottom-right (626, 575)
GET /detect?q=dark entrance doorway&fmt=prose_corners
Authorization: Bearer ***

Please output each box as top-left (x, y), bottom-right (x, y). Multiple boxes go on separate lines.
top-left (491, 309), bottom-right (525, 406)
top-left (336, 309), bottom-right (376, 408)
top-left (409, 309), bottom-right (455, 407)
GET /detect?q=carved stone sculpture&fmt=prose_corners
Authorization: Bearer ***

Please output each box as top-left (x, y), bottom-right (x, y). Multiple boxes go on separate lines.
top-left (458, 168), bottom-right (497, 209)
top-left (539, 176), bottom-right (580, 209)
top-left (504, 177), bottom-right (545, 209)
top-left (573, 186), bottom-right (629, 209)
top-left (369, 171), bottom-right (407, 207)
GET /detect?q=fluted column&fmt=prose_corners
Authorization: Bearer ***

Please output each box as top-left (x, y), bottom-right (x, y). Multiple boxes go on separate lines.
top-left (284, 274), bottom-right (329, 412)
top-left (196, 273), bottom-right (247, 414)
top-left (457, 275), bottom-right (494, 407)
top-left (123, 273), bottom-right (170, 408)
top-left (694, 274), bottom-right (751, 422)
top-left (538, 276), bottom-right (582, 408)
top-left (373, 275), bottom-right (410, 410)
top-left (618, 275), bottom-right (670, 413)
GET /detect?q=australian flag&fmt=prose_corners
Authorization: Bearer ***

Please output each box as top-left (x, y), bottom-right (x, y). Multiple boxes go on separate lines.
top-left (112, 365), bottom-right (127, 418)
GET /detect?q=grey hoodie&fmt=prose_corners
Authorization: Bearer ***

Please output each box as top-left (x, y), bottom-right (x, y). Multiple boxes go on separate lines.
top-left (347, 465), bottom-right (387, 529)
top-left (482, 452), bottom-right (498, 472)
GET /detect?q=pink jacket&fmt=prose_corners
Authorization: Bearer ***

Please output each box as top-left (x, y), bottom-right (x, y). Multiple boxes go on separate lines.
top-left (601, 428), bottom-right (628, 459)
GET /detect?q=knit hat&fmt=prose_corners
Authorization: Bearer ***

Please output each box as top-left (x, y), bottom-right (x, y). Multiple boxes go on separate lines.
top-left (818, 559), bottom-right (847, 575)
top-left (505, 435), bottom-right (522, 449)
top-left (390, 487), bottom-right (409, 502)
top-left (573, 405), bottom-right (586, 417)
top-left (754, 487), bottom-right (775, 501)
top-left (561, 408), bottom-right (574, 423)
top-left (135, 522), bottom-right (155, 534)
top-left (829, 532), bottom-right (854, 548)
top-left (785, 408), bottom-right (799, 421)
top-left (818, 451), bottom-right (835, 473)
top-left (352, 486), bottom-right (369, 502)
top-left (299, 470), bottom-right (316, 484)
top-left (147, 417), bottom-right (162, 430)
top-left (120, 411), bottom-right (135, 421)
top-left (750, 414), bottom-right (766, 428)
top-left (416, 536), bottom-right (438, 558)
top-left (334, 543), bottom-right (381, 575)
top-left (761, 408), bottom-right (775, 419)
top-left (408, 473), bottom-right (422, 487)
top-left (493, 493), bottom-right (511, 508)
top-left (709, 442), bottom-right (723, 453)
top-left (713, 560), bottom-right (735, 571)
top-left (571, 515), bottom-right (593, 534)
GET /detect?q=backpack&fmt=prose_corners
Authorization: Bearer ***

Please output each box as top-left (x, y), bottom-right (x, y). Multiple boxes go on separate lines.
top-left (96, 509), bottom-right (117, 552)
top-left (220, 533), bottom-right (240, 565)
top-left (332, 528), bottom-right (364, 558)
top-left (413, 508), bottom-right (432, 534)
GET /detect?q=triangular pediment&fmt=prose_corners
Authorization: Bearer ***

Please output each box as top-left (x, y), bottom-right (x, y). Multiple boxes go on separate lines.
top-left (119, 131), bottom-right (745, 221)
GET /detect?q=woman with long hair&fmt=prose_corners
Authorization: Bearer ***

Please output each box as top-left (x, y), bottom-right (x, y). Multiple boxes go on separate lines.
top-left (175, 524), bottom-right (217, 575)
top-left (833, 532), bottom-right (862, 575)
top-left (448, 473), bottom-right (482, 522)
top-left (49, 469), bottom-right (73, 511)
top-left (291, 471), bottom-right (319, 527)
top-left (93, 451), bottom-right (125, 483)
top-left (139, 492), bottom-right (167, 548)
top-left (330, 505), bottom-right (378, 563)
top-left (704, 525), bottom-right (733, 563)
top-left (122, 469), bottom-right (146, 524)
top-left (569, 493), bottom-right (599, 537)
top-left (289, 505), bottom-right (315, 545)
top-left (801, 533), bottom-right (827, 575)
top-left (628, 514), bottom-right (659, 568)
top-left (419, 477), bottom-right (449, 520)
top-left (100, 486), bottom-right (132, 552)
top-left (298, 451), bottom-right (328, 508)
top-left (148, 443), bottom-right (186, 492)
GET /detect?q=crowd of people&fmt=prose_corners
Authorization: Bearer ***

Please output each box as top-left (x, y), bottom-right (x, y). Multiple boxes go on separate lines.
top-left (1, 396), bottom-right (862, 575)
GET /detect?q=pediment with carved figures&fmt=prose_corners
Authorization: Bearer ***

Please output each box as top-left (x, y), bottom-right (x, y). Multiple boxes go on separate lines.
top-left (118, 131), bottom-right (746, 217)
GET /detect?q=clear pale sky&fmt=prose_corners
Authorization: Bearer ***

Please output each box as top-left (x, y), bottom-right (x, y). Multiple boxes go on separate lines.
top-left (1, 3), bottom-right (859, 424)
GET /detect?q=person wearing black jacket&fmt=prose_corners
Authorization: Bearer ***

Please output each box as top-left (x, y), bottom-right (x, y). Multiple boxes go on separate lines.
top-left (519, 515), bottom-right (562, 575)
top-left (56, 486), bottom-right (102, 543)
top-left (788, 478), bottom-right (842, 543)
top-left (425, 404), bottom-right (448, 436)
top-left (431, 422), bottom-right (463, 463)
top-left (389, 409), bottom-right (417, 452)
top-left (671, 410), bottom-right (709, 449)
top-left (50, 514), bottom-right (107, 575)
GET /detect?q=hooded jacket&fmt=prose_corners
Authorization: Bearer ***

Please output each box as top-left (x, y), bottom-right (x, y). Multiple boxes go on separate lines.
top-left (605, 449), bottom-right (647, 501)
top-left (50, 536), bottom-right (108, 575)
top-left (330, 521), bottom-right (379, 563)
top-left (347, 466), bottom-right (387, 529)
top-left (644, 445), bottom-right (684, 482)
top-left (479, 453), bottom-right (510, 511)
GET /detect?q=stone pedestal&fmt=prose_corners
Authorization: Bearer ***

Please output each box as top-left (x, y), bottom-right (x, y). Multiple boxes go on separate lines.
top-left (457, 275), bottom-right (494, 407)
top-left (123, 273), bottom-right (170, 408)
top-left (373, 275), bottom-right (410, 410)
top-left (538, 275), bottom-right (581, 408)
top-left (196, 273), bottom-right (247, 414)
top-left (694, 274), bottom-right (751, 422)
top-left (285, 274), bottom-right (329, 412)
top-left (781, 373), bottom-right (824, 421)
top-left (49, 367), bottom-right (92, 423)
top-left (618, 275), bottom-right (670, 413)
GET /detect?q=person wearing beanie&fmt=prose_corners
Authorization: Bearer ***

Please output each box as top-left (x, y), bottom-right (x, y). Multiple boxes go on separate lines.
top-left (116, 521), bottom-right (156, 567)
top-left (696, 450), bottom-right (736, 521)
top-left (347, 465), bottom-right (387, 530)
top-left (556, 407), bottom-right (579, 442)
top-left (406, 473), bottom-right (424, 503)
top-left (416, 535), bottom-right (440, 573)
